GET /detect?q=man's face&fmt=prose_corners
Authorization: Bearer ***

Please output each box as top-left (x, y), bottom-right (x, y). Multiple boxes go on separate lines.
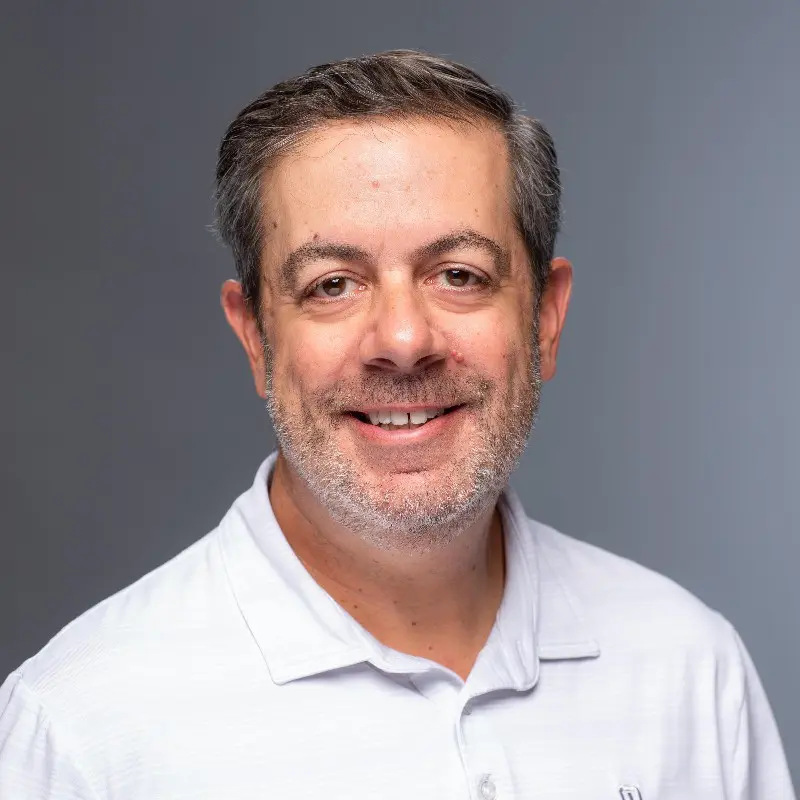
top-left (239, 118), bottom-right (559, 548)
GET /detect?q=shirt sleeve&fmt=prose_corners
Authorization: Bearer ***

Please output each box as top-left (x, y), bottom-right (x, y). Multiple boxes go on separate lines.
top-left (727, 627), bottom-right (797, 799)
top-left (0, 672), bottom-right (101, 800)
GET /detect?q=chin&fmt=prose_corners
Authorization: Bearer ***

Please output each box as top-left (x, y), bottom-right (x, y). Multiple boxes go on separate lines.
top-left (365, 477), bottom-right (485, 519)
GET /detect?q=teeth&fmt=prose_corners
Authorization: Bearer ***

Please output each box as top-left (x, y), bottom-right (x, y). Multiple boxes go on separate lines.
top-left (390, 410), bottom-right (409, 426)
top-left (361, 408), bottom-right (447, 427)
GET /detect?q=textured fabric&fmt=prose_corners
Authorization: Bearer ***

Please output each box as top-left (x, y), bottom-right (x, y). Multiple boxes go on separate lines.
top-left (0, 453), bottom-right (795, 799)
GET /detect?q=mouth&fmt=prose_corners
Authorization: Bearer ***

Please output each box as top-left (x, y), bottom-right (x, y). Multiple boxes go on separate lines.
top-left (346, 405), bottom-right (463, 432)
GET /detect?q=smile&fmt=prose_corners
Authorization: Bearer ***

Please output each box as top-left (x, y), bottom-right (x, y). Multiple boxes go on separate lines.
top-left (347, 406), bottom-right (462, 432)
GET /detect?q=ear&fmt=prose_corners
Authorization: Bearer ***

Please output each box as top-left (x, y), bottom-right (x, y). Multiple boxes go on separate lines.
top-left (221, 280), bottom-right (268, 398)
top-left (537, 257), bottom-right (573, 381)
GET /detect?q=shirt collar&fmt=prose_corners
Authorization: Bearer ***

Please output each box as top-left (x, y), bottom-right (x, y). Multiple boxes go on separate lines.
top-left (218, 453), bottom-right (599, 688)
top-left (500, 488), bottom-right (601, 662)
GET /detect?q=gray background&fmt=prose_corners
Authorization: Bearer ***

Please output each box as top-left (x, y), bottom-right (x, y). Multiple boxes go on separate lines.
top-left (1, 0), bottom-right (797, 783)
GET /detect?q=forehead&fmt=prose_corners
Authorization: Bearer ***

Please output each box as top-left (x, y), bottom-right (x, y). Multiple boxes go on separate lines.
top-left (262, 117), bottom-right (516, 247)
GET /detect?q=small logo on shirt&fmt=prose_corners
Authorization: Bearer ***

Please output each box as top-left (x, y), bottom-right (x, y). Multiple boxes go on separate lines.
top-left (619, 788), bottom-right (642, 800)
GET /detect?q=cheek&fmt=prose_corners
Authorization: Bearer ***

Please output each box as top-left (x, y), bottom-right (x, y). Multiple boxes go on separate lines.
top-left (272, 324), bottom-right (355, 389)
top-left (453, 314), bottom-right (522, 377)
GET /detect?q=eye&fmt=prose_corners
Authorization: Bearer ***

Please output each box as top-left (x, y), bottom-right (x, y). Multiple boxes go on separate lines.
top-left (308, 275), bottom-right (363, 299)
top-left (437, 268), bottom-right (487, 289)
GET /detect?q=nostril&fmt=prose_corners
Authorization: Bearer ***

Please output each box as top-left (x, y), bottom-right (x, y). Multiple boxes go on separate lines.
top-left (369, 358), bottom-right (399, 370)
top-left (414, 353), bottom-right (445, 370)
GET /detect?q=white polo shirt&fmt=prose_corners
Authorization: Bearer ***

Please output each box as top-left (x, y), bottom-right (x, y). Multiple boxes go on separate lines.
top-left (0, 454), bottom-right (795, 799)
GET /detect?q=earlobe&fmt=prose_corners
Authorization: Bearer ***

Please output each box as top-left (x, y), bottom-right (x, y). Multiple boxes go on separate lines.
top-left (220, 280), bottom-right (268, 397)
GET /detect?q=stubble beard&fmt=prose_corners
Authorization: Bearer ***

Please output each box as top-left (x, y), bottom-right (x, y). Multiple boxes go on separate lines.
top-left (263, 328), bottom-right (541, 554)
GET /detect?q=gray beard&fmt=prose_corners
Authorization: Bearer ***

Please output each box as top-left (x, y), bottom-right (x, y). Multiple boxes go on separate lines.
top-left (263, 331), bottom-right (541, 554)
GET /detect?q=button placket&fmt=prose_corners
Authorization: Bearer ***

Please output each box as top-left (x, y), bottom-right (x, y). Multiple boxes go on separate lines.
top-left (458, 699), bottom-right (513, 800)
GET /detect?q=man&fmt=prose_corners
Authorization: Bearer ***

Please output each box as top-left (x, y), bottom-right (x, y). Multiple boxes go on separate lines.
top-left (0, 50), bottom-right (794, 799)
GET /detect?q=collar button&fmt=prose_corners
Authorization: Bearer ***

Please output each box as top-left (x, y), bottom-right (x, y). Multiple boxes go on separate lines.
top-left (479, 775), bottom-right (497, 800)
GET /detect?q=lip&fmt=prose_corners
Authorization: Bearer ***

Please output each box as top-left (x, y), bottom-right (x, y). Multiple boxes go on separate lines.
top-left (344, 405), bottom-right (465, 445)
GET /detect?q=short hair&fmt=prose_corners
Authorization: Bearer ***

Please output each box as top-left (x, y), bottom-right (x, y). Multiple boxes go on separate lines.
top-left (214, 50), bottom-right (561, 313)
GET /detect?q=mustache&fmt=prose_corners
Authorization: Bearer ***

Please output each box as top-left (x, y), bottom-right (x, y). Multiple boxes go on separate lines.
top-left (311, 371), bottom-right (496, 412)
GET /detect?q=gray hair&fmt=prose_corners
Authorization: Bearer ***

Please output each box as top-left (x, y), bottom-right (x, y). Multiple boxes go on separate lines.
top-left (214, 50), bottom-right (561, 313)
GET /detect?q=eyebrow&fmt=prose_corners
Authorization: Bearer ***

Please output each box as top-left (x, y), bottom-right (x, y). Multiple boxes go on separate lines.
top-left (278, 242), bottom-right (374, 293)
top-left (277, 227), bottom-right (510, 293)
top-left (409, 229), bottom-right (511, 280)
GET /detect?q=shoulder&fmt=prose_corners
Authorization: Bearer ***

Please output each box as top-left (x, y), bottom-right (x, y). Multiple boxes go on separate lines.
top-left (520, 519), bottom-right (796, 794)
top-left (8, 527), bottom-right (239, 717)
top-left (528, 517), bottom-right (743, 663)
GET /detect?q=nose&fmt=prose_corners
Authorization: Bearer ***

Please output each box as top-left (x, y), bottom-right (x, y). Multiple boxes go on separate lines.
top-left (360, 277), bottom-right (449, 374)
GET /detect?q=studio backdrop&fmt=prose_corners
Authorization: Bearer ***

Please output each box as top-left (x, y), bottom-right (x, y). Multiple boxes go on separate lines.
top-left (1, 0), bottom-right (797, 784)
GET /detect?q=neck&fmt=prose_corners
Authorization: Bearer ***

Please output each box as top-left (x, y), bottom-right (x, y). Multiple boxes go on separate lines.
top-left (268, 451), bottom-right (506, 680)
